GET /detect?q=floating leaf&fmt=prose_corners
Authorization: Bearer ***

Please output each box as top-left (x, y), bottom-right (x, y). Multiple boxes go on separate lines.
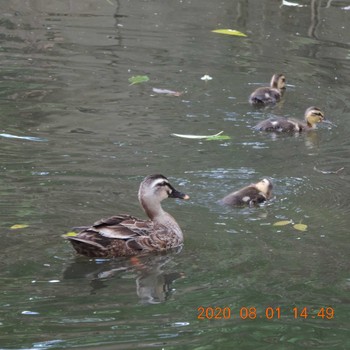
top-left (62, 231), bottom-right (78, 237)
top-left (212, 29), bottom-right (247, 37)
top-left (273, 220), bottom-right (292, 227)
top-left (128, 75), bottom-right (149, 85)
top-left (206, 135), bottom-right (231, 141)
top-left (22, 310), bottom-right (39, 315)
top-left (281, 0), bottom-right (304, 7)
top-left (171, 131), bottom-right (225, 139)
top-left (0, 133), bottom-right (47, 142)
top-left (152, 88), bottom-right (182, 96)
top-left (10, 224), bottom-right (29, 230)
top-left (293, 223), bottom-right (308, 232)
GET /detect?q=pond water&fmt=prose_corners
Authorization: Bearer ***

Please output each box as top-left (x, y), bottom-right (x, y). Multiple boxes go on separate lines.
top-left (0, 0), bottom-right (349, 349)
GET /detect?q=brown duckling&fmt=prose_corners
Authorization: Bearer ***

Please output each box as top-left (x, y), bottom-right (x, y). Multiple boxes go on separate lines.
top-left (249, 74), bottom-right (286, 106)
top-left (64, 174), bottom-right (189, 258)
top-left (218, 178), bottom-right (273, 207)
top-left (254, 107), bottom-right (326, 132)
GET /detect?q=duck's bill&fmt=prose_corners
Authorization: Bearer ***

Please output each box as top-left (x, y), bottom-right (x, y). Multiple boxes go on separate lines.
top-left (322, 119), bottom-right (336, 126)
top-left (170, 188), bottom-right (190, 200)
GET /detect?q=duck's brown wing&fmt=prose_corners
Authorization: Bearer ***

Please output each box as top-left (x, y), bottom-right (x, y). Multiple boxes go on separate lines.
top-left (67, 215), bottom-right (154, 257)
top-left (90, 215), bottom-right (153, 239)
top-left (92, 214), bottom-right (139, 228)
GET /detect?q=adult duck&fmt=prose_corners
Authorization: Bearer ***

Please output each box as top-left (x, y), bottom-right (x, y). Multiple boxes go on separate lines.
top-left (64, 174), bottom-right (189, 258)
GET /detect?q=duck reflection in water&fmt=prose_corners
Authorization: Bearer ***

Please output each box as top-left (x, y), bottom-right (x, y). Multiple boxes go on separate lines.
top-left (63, 250), bottom-right (184, 304)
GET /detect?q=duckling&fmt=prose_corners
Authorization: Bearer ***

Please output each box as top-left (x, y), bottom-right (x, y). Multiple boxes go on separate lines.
top-left (218, 178), bottom-right (273, 207)
top-left (254, 107), bottom-right (326, 132)
top-left (249, 74), bottom-right (286, 106)
top-left (64, 174), bottom-right (189, 258)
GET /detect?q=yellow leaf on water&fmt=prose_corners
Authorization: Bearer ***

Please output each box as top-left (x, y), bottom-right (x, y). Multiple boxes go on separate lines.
top-left (63, 231), bottom-right (78, 237)
top-left (10, 224), bottom-right (29, 230)
top-left (273, 220), bottom-right (292, 227)
top-left (293, 223), bottom-right (308, 232)
top-left (212, 29), bottom-right (247, 37)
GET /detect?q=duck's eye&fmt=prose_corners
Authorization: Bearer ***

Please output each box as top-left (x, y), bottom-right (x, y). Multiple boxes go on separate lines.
top-left (157, 181), bottom-right (168, 187)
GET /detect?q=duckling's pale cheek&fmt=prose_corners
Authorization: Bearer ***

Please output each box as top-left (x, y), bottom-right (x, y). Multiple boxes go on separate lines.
top-left (242, 196), bottom-right (251, 203)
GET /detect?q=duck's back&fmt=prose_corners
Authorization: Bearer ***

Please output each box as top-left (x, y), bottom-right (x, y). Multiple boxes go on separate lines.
top-left (254, 117), bottom-right (301, 132)
top-left (249, 87), bottom-right (281, 106)
top-left (67, 214), bottom-right (151, 258)
top-left (219, 187), bottom-right (267, 207)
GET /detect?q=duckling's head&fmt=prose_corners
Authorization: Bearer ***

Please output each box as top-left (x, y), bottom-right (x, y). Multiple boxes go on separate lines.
top-left (254, 178), bottom-right (273, 199)
top-left (304, 107), bottom-right (325, 128)
top-left (270, 74), bottom-right (286, 90)
top-left (139, 174), bottom-right (190, 206)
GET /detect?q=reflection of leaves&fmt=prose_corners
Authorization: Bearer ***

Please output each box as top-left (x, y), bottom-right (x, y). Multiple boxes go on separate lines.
top-left (293, 223), bottom-right (308, 232)
top-left (212, 29), bottom-right (247, 37)
top-left (273, 220), bottom-right (292, 227)
top-left (128, 75), bottom-right (149, 85)
top-left (10, 224), bottom-right (29, 230)
top-left (152, 88), bottom-right (182, 96)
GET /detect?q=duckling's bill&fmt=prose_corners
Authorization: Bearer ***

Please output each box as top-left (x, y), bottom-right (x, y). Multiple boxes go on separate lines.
top-left (322, 119), bottom-right (336, 126)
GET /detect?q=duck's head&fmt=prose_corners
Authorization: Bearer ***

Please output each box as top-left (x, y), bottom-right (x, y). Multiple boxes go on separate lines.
top-left (138, 174), bottom-right (190, 206)
top-left (304, 107), bottom-right (325, 128)
top-left (255, 178), bottom-right (273, 199)
top-left (270, 74), bottom-right (286, 90)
